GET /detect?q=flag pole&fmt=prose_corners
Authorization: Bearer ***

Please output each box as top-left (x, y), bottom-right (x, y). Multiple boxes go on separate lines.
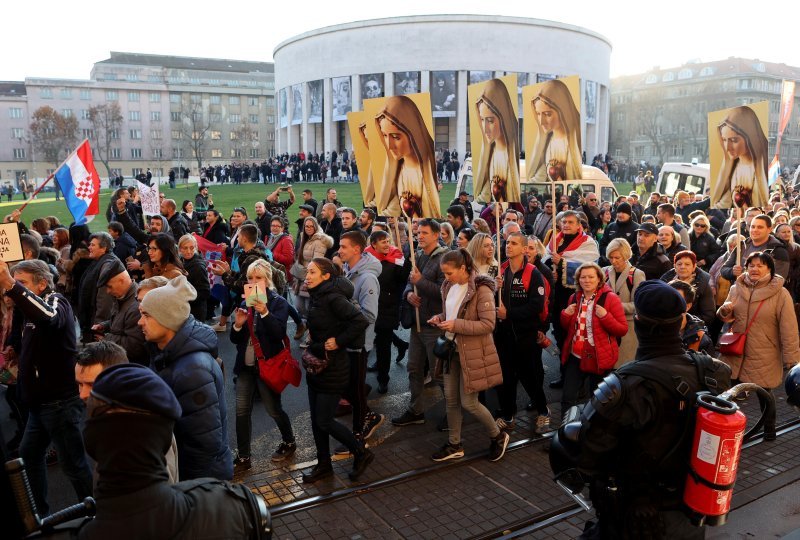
top-left (16, 138), bottom-right (88, 214)
top-left (16, 172), bottom-right (56, 214)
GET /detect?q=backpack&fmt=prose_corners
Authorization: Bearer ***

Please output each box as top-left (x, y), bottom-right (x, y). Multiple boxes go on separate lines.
top-left (617, 350), bottom-right (732, 467)
top-left (500, 260), bottom-right (550, 323)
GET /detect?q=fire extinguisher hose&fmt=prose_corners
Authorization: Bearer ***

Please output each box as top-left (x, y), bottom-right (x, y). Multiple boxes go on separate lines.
top-left (719, 383), bottom-right (776, 441)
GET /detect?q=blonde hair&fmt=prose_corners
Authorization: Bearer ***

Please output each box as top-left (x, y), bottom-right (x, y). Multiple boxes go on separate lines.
top-left (690, 214), bottom-right (711, 230)
top-left (178, 234), bottom-right (197, 252)
top-left (605, 238), bottom-right (632, 261)
top-left (466, 233), bottom-right (496, 267)
top-left (527, 235), bottom-right (546, 258)
top-left (246, 258), bottom-right (273, 287)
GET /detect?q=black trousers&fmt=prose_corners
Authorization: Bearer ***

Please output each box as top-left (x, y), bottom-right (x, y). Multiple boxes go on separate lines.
top-left (495, 326), bottom-right (547, 418)
top-left (344, 350), bottom-right (370, 434)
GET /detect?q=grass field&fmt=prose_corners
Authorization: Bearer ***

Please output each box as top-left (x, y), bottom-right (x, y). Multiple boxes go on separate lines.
top-left (6, 179), bottom-right (634, 232)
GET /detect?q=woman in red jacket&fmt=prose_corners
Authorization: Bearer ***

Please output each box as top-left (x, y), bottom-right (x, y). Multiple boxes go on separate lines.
top-left (559, 262), bottom-right (628, 418)
top-left (266, 216), bottom-right (295, 284)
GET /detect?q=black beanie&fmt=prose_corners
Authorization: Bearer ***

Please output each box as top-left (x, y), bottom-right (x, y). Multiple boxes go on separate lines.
top-left (634, 279), bottom-right (686, 322)
top-left (616, 202), bottom-right (632, 216)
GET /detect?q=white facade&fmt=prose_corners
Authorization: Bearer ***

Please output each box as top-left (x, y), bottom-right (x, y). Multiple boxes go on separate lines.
top-left (273, 14), bottom-right (612, 159)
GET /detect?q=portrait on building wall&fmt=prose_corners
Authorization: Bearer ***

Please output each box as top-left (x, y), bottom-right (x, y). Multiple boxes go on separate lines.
top-left (467, 75), bottom-right (521, 204)
top-left (394, 72), bottom-right (420, 96)
top-left (279, 88), bottom-right (288, 128)
top-left (469, 71), bottom-right (492, 84)
top-left (347, 111), bottom-right (375, 207)
top-left (332, 76), bottom-right (352, 121)
top-left (708, 101), bottom-right (769, 210)
top-left (308, 80), bottom-right (323, 124)
top-left (361, 74), bottom-right (384, 108)
top-left (516, 72), bottom-right (529, 118)
top-left (364, 93), bottom-right (441, 218)
top-left (585, 80), bottom-right (597, 124)
top-left (291, 84), bottom-right (302, 125)
top-left (537, 73), bottom-right (557, 83)
top-left (523, 76), bottom-right (582, 183)
top-left (431, 71), bottom-right (456, 117)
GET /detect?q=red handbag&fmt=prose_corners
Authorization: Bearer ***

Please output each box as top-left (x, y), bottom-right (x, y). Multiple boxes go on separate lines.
top-left (248, 312), bottom-right (301, 393)
top-left (719, 300), bottom-right (765, 356)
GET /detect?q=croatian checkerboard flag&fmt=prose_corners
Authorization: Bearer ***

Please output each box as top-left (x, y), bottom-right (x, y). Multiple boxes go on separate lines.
top-left (54, 140), bottom-right (100, 225)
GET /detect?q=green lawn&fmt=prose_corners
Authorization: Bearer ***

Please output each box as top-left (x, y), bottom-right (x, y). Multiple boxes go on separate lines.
top-left (6, 180), bottom-right (634, 232)
top-left (5, 181), bottom-right (458, 232)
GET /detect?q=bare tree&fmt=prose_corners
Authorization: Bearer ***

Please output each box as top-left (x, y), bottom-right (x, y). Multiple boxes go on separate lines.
top-left (88, 103), bottom-right (123, 177)
top-left (180, 100), bottom-right (211, 170)
top-left (633, 92), bottom-right (668, 166)
top-left (29, 106), bottom-right (79, 168)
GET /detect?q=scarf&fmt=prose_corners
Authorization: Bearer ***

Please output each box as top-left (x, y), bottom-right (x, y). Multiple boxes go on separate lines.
top-left (365, 245), bottom-right (405, 266)
top-left (572, 291), bottom-right (596, 356)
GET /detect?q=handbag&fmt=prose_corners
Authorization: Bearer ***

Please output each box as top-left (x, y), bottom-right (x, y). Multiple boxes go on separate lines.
top-left (248, 313), bottom-right (301, 393)
top-left (399, 298), bottom-right (416, 329)
top-left (301, 349), bottom-right (329, 375)
top-left (433, 334), bottom-right (456, 359)
top-left (719, 300), bottom-right (765, 356)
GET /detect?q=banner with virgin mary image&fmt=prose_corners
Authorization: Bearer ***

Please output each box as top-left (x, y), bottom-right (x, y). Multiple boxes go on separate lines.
top-left (523, 75), bottom-right (582, 183)
top-left (347, 111), bottom-right (375, 208)
top-left (708, 101), bottom-right (769, 209)
top-left (364, 93), bottom-right (441, 218)
top-left (467, 75), bottom-right (521, 204)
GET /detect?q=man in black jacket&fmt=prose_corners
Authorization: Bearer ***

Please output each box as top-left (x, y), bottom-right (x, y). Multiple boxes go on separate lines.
top-left (161, 199), bottom-right (189, 244)
top-left (0, 259), bottom-right (93, 516)
top-left (598, 202), bottom-right (638, 265)
top-left (631, 223), bottom-right (672, 280)
top-left (720, 214), bottom-right (789, 282)
top-left (319, 202), bottom-right (344, 258)
top-left (494, 232), bottom-right (549, 432)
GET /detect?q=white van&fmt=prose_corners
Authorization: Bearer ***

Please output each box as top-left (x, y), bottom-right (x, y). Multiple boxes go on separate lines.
top-left (455, 157), bottom-right (618, 215)
top-left (655, 162), bottom-right (710, 197)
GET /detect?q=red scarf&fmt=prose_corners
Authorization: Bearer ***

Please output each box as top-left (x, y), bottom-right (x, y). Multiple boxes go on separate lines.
top-left (365, 245), bottom-right (405, 266)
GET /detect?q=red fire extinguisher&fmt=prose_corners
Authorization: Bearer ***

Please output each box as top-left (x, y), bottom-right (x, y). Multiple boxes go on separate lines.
top-left (683, 393), bottom-right (746, 527)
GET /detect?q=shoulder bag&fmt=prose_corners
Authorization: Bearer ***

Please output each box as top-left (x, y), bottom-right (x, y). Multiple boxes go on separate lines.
top-left (301, 349), bottom-right (329, 375)
top-left (248, 312), bottom-right (302, 393)
top-left (718, 300), bottom-right (765, 356)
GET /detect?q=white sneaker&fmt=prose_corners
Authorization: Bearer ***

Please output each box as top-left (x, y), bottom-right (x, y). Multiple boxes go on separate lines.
top-left (210, 322), bottom-right (227, 332)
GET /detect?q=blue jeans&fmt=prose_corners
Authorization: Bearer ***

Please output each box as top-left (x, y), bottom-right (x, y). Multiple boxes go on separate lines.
top-left (20, 396), bottom-right (93, 515)
top-left (235, 366), bottom-right (294, 457)
top-left (308, 388), bottom-right (360, 465)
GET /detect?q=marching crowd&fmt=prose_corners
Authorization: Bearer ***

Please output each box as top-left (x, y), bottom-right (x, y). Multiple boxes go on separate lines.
top-left (2, 176), bottom-right (800, 517)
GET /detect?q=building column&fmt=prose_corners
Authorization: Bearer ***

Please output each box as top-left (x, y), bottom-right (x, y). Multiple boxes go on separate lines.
top-left (421, 71), bottom-right (430, 93)
top-left (385, 72), bottom-right (394, 97)
top-left (456, 70), bottom-right (468, 156)
top-left (301, 82), bottom-right (309, 155)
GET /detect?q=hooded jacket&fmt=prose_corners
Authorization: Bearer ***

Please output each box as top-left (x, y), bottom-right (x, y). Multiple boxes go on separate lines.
top-left (151, 317), bottom-right (232, 481)
top-left (344, 252), bottom-right (382, 352)
top-left (718, 273), bottom-right (799, 389)
top-left (306, 278), bottom-right (369, 394)
top-left (435, 273), bottom-right (502, 393)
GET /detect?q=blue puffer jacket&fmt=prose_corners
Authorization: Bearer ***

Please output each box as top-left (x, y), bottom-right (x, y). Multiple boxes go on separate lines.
top-left (151, 317), bottom-right (233, 481)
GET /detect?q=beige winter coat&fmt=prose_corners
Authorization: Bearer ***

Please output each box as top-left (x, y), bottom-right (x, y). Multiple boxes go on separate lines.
top-left (291, 231), bottom-right (333, 296)
top-left (718, 274), bottom-right (799, 389)
top-left (436, 273), bottom-right (502, 393)
top-left (602, 264), bottom-right (646, 368)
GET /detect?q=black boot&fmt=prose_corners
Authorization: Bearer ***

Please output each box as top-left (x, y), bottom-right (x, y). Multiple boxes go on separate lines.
top-left (349, 449), bottom-right (374, 480)
top-left (302, 462), bottom-right (333, 483)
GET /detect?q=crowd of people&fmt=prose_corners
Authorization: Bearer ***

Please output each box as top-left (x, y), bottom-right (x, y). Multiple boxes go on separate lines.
top-left (3, 170), bottom-right (800, 533)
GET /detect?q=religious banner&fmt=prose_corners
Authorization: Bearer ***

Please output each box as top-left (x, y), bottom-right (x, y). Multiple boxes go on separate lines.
top-left (332, 77), bottom-right (352, 121)
top-left (278, 88), bottom-right (288, 128)
top-left (291, 84), bottom-right (302, 125)
top-left (770, 81), bottom-right (796, 187)
top-left (523, 75), bottom-right (583, 183)
top-left (431, 71), bottom-right (457, 117)
top-left (364, 93), bottom-right (440, 218)
top-left (347, 111), bottom-right (375, 208)
top-left (138, 180), bottom-right (160, 216)
top-left (467, 75), bottom-right (521, 204)
top-left (307, 80), bottom-right (323, 124)
top-left (708, 101), bottom-right (769, 209)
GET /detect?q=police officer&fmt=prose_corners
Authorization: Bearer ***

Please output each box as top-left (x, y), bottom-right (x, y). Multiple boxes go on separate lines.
top-left (553, 280), bottom-right (724, 539)
top-left (78, 363), bottom-right (269, 539)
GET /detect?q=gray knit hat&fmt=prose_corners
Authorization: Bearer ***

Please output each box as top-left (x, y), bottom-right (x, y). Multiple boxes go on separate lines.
top-left (140, 275), bottom-right (197, 331)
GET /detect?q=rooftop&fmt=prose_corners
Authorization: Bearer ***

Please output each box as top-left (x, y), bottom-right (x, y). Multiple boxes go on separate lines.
top-left (96, 52), bottom-right (274, 74)
top-left (0, 82), bottom-right (27, 96)
top-left (612, 57), bottom-right (800, 88)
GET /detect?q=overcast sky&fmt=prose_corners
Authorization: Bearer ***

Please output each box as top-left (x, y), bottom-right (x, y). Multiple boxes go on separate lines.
top-left (5, 0), bottom-right (798, 81)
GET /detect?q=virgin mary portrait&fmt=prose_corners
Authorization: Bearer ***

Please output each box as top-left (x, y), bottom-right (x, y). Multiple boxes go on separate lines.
top-left (711, 106), bottom-right (769, 209)
top-left (375, 95), bottom-right (441, 219)
top-left (528, 79), bottom-right (582, 183)
top-left (474, 79), bottom-right (520, 204)
top-left (357, 121), bottom-right (376, 208)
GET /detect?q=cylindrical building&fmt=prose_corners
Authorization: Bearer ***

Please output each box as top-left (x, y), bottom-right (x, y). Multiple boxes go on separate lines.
top-left (273, 14), bottom-right (611, 159)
